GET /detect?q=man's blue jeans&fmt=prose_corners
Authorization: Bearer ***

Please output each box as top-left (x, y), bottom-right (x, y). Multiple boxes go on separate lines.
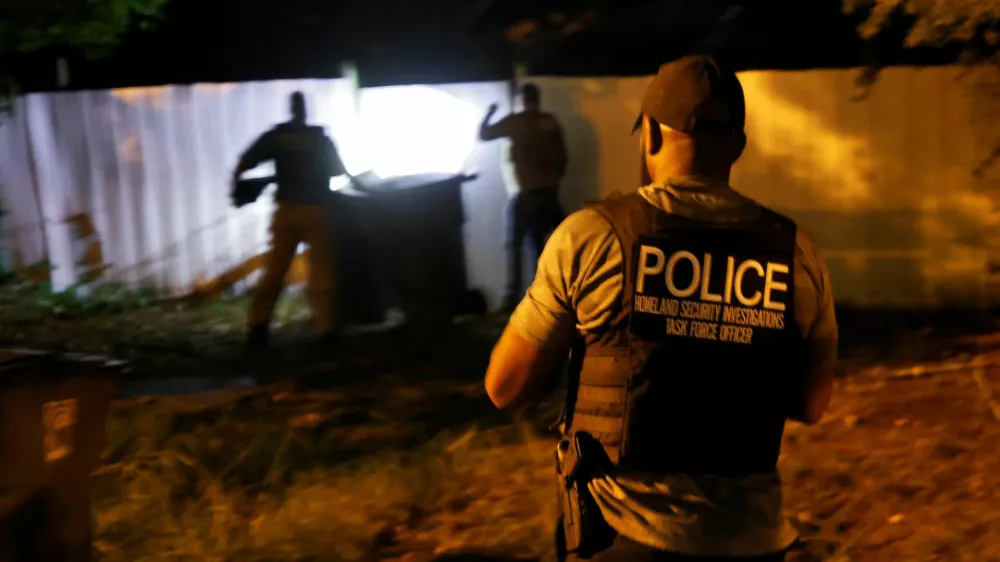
top-left (504, 186), bottom-right (565, 304)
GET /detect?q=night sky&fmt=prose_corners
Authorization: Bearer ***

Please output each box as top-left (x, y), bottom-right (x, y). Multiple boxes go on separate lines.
top-left (9, 0), bottom-right (962, 92)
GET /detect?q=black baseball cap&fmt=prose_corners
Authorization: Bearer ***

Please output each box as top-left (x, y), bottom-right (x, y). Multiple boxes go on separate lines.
top-left (632, 55), bottom-right (745, 136)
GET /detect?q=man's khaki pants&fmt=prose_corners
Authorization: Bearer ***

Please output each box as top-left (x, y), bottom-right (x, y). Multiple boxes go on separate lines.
top-left (248, 202), bottom-right (335, 334)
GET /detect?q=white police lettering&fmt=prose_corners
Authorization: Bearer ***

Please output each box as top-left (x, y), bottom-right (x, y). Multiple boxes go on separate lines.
top-left (636, 245), bottom-right (665, 294)
top-left (665, 251), bottom-right (700, 298)
top-left (633, 246), bottom-right (790, 345)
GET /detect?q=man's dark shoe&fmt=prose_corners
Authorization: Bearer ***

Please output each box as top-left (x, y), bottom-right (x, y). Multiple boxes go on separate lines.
top-left (247, 324), bottom-right (270, 352)
top-left (303, 331), bottom-right (347, 382)
top-left (308, 331), bottom-right (342, 358)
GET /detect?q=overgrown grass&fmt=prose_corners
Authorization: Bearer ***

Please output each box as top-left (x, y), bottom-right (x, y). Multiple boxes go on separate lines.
top-left (0, 280), bottom-right (314, 371)
top-left (94, 391), bottom-right (557, 562)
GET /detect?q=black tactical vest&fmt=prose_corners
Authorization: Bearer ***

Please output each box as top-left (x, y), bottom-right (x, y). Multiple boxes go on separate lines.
top-left (271, 123), bottom-right (334, 205)
top-left (564, 193), bottom-right (803, 477)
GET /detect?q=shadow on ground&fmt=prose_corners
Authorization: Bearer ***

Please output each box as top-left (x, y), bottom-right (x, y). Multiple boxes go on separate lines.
top-left (104, 314), bottom-right (562, 480)
top-left (834, 305), bottom-right (1000, 372)
top-left (433, 554), bottom-right (539, 562)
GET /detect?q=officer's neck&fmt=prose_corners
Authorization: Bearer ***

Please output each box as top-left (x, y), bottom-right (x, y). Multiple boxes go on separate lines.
top-left (648, 163), bottom-right (731, 187)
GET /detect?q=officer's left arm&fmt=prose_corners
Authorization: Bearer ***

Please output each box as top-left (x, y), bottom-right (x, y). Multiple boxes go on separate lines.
top-left (321, 136), bottom-right (348, 177)
top-left (789, 231), bottom-right (839, 424)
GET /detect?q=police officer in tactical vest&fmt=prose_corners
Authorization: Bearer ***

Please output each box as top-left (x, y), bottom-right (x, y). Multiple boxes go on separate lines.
top-left (233, 91), bottom-right (351, 351)
top-left (484, 55), bottom-right (838, 562)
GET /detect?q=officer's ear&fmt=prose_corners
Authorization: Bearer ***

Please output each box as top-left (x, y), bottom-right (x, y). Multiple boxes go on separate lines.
top-left (730, 131), bottom-right (747, 161)
top-left (643, 116), bottom-right (664, 156)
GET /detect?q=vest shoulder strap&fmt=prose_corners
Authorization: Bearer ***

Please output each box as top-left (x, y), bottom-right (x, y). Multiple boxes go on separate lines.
top-left (560, 195), bottom-right (645, 435)
top-left (586, 193), bottom-right (649, 254)
top-left (587, 194), bottom-right (655, 330)
top-left (758, 205), bottom-right (798, 239)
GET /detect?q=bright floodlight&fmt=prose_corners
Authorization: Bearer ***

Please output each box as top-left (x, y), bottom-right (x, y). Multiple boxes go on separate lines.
top-left (358, 85), bottom-right (479, 179)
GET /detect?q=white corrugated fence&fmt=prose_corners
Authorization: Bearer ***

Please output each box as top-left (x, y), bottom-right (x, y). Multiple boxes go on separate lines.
top-left (2, 65), bottom-right (999, 309)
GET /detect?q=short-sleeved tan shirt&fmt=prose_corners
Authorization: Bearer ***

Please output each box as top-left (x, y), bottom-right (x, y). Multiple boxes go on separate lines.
top-left (480, 111), bottom-right (568, 191)
top-left (509, 178), bottom-right (838, 556)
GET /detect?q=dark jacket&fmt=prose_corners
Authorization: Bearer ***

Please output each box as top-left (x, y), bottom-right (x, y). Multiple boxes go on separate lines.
top-left (237, 122), bottom-right (347, 205)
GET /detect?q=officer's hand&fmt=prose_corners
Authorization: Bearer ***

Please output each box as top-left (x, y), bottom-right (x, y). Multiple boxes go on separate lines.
top-left (487, 103), bottom-right (499, 116)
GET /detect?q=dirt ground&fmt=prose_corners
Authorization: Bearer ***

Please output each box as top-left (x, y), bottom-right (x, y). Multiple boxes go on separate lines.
top-left (2, 283), bottom-right (1000, 562)
top-left (781, 361), bottom-right (1000, 562)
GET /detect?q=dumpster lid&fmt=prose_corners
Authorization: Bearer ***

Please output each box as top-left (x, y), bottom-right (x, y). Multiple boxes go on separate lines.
top-left (336, 172), bottom-right (477, 197)
top-left (372, 172), bottom-right (472, 191)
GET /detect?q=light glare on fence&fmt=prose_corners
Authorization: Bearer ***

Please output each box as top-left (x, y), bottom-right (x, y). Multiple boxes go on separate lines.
top-left (358, 86), bottom-right (479, 179)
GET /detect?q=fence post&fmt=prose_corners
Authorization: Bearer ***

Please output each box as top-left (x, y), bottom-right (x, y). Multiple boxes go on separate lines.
top-left (0, 194), bottom-right (5, 276)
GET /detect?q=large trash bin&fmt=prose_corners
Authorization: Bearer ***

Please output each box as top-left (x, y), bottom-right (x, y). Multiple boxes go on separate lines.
top-left (0, 350), bottom-right (126, 562)
top-left (328, 185), bottom-right (392, 328)
top-left (330, 172), bottom-right (479, 327)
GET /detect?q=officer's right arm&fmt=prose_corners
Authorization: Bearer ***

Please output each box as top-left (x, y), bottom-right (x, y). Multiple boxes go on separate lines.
top-left (234, 131), bottom-right (274, 179)
top-left (789, 231), bottom-right (839, 424)
top-left (485, 210), bottom-right (620, 409)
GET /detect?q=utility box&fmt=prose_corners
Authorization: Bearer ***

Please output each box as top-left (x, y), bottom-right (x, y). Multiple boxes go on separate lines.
top-left (0, 350), bottom-right (126, 562)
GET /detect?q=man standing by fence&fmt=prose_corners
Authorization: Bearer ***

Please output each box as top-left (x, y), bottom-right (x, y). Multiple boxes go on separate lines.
top-left (232, 91), bottom-right (349, 352)
top-left (480, 83), bottom-right (569, 314)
